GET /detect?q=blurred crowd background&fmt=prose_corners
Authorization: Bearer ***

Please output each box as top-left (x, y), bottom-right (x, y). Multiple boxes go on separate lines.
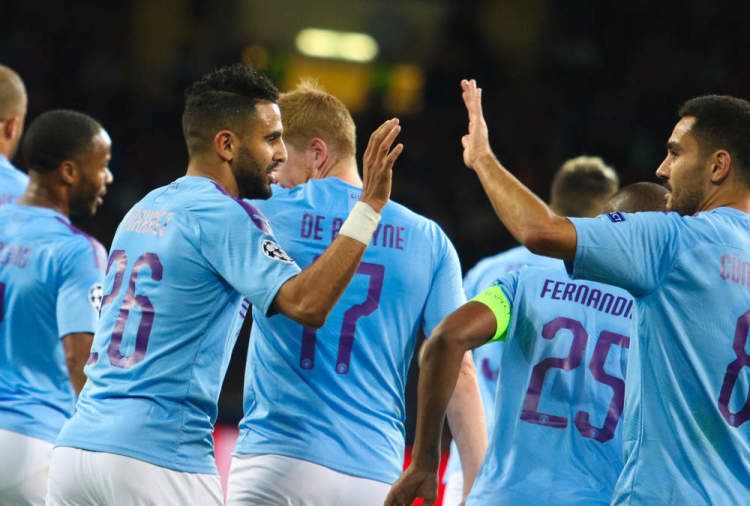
top-left (3, 0), bottom-right (748, 430)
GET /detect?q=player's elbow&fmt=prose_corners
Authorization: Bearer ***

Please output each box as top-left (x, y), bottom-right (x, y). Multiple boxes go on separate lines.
top-left (519, 217), bottom-right (573, 258)
top-left (285, 300), bottom-right (329, 328)
top-left (422, 322), bottom-right (471, 365)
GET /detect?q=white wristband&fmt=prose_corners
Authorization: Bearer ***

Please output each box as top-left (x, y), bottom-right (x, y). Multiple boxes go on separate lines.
top-left (339, 201), bottom-right (381, 245)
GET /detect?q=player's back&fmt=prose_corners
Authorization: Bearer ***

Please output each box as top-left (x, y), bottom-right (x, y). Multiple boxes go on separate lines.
top-left (235, 177), bottom-right (464, 484)
top-left (467, 264), bottom-right (633, 505)
top-left (445, 246), bottom-right (558, 480)
top-left (575, 208), bottom-right (750, 505)
top-left (0, 203), bottom-right (105, 442)
top-left (0, 155), bottom-right (28, 206)
top-left (56, 175), bottom-right (300, 474)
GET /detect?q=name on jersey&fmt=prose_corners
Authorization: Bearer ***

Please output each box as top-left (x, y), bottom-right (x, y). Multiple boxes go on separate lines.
top-left (721, 253), bottom-right (750, 290)
top-left (0, 241), bottom-right (32, 269)
top-left (540, 279), bottom-right (634, 319)
top-left (300, 213), bottom-right (406, 250)
top-left (122, 209), bottom-right (174, 236)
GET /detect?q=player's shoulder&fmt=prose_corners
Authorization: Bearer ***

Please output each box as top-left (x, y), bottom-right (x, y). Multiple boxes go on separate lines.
top-left (0, 156), bottom-right (29, 183)
top-left (151, 176), bottom-right (273, 234)
top-left (384, 198), bottom-right (450, 241)
top-left (54, 219), bottom-right (107, 270)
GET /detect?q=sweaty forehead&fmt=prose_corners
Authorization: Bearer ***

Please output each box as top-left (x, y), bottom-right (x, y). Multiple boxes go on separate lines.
top-left (253, 101), bottom-right (282, 130)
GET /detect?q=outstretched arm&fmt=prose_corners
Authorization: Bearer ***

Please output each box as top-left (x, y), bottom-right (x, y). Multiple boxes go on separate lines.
top-left (273, 119), bottom-right (403, 328)
top-left (460, 79), bottom-right (577, 260)
top-left (385, 301), bottom-right (497, 506)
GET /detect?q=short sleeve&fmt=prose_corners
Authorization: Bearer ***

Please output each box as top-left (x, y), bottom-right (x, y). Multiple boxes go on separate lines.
top-left (198, 197), bottom-right (301, 315)
top-left (56, 237), bottom-right (107, 338)
top-left (568, 211), bottom-right (680, 297)
top-left (421, 228), bottom-right (466, 337)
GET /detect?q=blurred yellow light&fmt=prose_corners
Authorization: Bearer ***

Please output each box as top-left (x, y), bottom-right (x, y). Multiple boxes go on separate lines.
top-left (296, 28), bottom-right (379, 63)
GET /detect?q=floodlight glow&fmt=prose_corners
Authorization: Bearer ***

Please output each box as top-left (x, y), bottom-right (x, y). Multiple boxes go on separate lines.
top-left (296, 28), bottom-right (379, 63)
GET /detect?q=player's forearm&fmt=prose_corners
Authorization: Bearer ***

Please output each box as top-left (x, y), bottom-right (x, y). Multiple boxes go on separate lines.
top-left (67, 365), bottom-right (87, 395)
top-left (472, 152), bottom-right (576, 260)
top-left (411, 330), bottom-right (469, 472)
top-left (274, 234), bottom-right (366, 328)
top-left (446, 352), bottom-right (487, 498)
top-left (62, 332), bottom-right (94, 395)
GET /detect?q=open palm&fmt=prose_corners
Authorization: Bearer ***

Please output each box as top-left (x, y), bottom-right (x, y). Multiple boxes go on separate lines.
top-left (460, 79), bottom-right (491, 169)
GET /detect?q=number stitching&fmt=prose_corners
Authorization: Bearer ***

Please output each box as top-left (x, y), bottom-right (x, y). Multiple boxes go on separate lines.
top-left (520, 316), bottom-right (630, 443)
top-left (300, 261), bottom-right (385, 374)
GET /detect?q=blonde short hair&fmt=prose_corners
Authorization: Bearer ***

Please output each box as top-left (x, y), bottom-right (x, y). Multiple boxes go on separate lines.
top-left (550, 156), bottom-right (619, 217)
top-left (279, 79), bottom-right (356, 159)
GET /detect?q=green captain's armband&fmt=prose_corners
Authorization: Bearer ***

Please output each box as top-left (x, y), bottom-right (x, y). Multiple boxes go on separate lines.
top-left (470, 285), bottom-right (511, 343)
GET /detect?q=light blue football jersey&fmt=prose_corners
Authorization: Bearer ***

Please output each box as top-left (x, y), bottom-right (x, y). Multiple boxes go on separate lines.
top-left (0, 204), bottom-right (106, 443)
top-left (56, 176), bottom-right (301, 474)
top-left (467, 264), bottom-right (634, 505)
top-left (0, 154), bottom-right (28, 206)
top-left (445, 246), bottom-right (558, 479)
top-left (569, 208), bottom-right (750, 505)
top-left (233, 178), bottom-right (465, 484)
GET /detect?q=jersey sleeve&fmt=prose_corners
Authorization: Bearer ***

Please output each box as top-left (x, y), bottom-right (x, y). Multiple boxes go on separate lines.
top-left (421, 228), bottom-right (466, 337)
top-left (469, 270), bottom-right (520, 343)
top-left (568, 211), bottom-right (680, 297)
top-left (198, 198), bottom-right (301, 315)
top-left (462, 260), bottom-right (485, 299)
top-left (56, 236), bottom-right (107, 338)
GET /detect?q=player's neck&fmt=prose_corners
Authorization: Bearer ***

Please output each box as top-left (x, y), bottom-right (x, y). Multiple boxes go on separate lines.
top-left (18, 178), bottom-right (70, 216)
top-left (186, 159), bottom-right (239, 197)
top-left (321, 156), bottom-right (362, 187)
top-left (700, 184), bottom-right (750, 214)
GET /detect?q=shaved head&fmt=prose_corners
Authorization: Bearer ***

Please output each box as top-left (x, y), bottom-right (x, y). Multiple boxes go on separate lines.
top-left (0, 65), bottom-right (27, 118)
top-left (601, 182), bottom-right (669, 214)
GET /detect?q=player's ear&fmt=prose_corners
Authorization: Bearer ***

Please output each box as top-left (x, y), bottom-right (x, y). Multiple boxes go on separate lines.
top-left (710, 149), bottom-right (731, 184)
top-left (213, 130), bottom-right (236, 163)
top-left (58, 160), bottom-right (77, 186)
top-left (1, 116), bottom-right (20, 141)
top-left (309, 138), bottom-right (328, 175)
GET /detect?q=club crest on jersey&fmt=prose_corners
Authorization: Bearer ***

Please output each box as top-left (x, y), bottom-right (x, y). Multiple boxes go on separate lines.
top-left (88, 282), bottom-right (104, 312)
top-left (262, 240), bottom-right (294, 263)
top-left (607, 212), bottom-right (626, 223)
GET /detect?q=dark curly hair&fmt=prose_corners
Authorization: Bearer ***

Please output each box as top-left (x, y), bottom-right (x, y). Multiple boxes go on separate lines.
top-left (22, 109), bottom-right (103, 173)
top-left (182, 63), bottom-right (279, 156)
top-left (678, 95), bottom-right (750, 186)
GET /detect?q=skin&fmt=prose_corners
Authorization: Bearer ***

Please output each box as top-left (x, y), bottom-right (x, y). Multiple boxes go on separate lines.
top-left (273, 116), bottom-right (487, 496)
top-left (187, 102), bottom-right (403, 328)
top-left (0, 66), bottom-right (27, 159)
top-left (274, 141), bottom-right (318, 188)
top-left (18, 127), bottom-right (113, 395)
top-left (19, 128), bottom-right (113, 217)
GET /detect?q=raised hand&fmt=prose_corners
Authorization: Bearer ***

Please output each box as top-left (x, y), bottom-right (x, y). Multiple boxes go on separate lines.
top-left (360, 118), bottom-right (403, 213)
top-left (383, 466), bottom-right (438, 506)
top-left (460, 79), bottom-right (492, 169)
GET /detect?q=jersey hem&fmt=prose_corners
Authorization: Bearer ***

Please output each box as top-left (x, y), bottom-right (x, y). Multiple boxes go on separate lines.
top-left (232, 447), bottom-right (396, 484)
top-left (53, 440), bottom-right (218, 475)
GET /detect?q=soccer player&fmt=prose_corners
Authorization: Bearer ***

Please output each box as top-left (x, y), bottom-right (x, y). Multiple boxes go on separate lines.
top-left (442, 155), bottom-right (619, 505)
top-left (225, 81), bottom-right (485, 505)
top-left (0, 65), bottom-right (28, 206)
top-left (447, 80), bottom-right (750, 504)
top-left (387, 182), bottom-right (667, 506)
top-left (0, 110), bottom-right (111, 505)
top-left (48, 64), bottom-right (402, 505)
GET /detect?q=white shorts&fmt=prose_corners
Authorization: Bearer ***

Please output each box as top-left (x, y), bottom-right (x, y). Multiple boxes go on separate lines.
top-left (46, 446), bottom-right (223, 506)
top-left (226, 454), bottom-right (391, 506)
top-left (0, 428), bottom-right (54, 506)
top-left (442, 470), bottom-right (464, 506)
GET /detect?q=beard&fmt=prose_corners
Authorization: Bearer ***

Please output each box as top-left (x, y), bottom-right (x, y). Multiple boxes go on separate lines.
top-left (233, 147), bottom-right (276, 200)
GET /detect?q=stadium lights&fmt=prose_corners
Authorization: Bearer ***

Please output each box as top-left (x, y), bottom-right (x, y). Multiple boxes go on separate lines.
top-left (295, 28), bottom-right (379, 63)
